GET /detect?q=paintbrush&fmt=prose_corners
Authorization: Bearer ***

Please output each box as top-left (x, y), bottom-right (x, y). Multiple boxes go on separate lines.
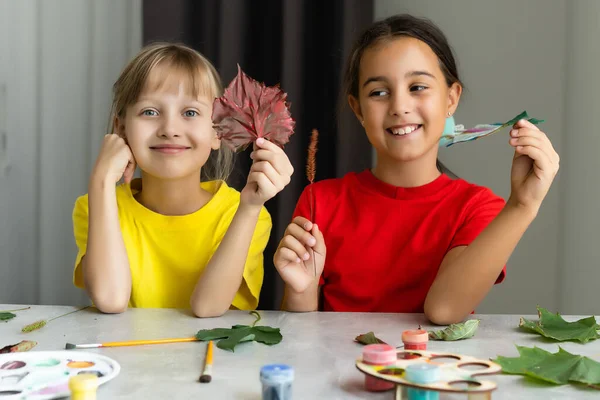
top-left (199, 340), bottom-right (213, 383)
top-left (65, 337), bottom-right (198, 349)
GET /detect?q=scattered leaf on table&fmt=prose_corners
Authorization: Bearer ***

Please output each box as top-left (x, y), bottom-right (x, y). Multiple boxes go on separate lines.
top-left (428, 319), bottom-right (480, 341)
top-left (519, 306), bottom-right (600, 343)
top-left (354, 332), bottom-right (387, 345)
top-left (493, 345), bottom-right (600, 387)
top-left (195, 311), bottom-right (282, 352)
top-left (0, 340), bottom-right (37, 353)
top-left (212, 65), bottom-right (295, 152)
top-left (0, 312), bottom-right (16, 322)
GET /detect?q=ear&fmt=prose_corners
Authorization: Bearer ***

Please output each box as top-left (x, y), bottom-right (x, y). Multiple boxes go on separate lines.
top-left (348, 95), bottom-right (364, 126)
top-left (114, 116), bottom-right (126, 139)
top-left (447, 82), bottom-right (463, 116)
top-left (211, 128), bottom-right (221, 151)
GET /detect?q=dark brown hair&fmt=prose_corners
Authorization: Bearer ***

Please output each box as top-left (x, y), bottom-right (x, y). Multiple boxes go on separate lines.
top-left (342, 14), bottom-right (462, 176)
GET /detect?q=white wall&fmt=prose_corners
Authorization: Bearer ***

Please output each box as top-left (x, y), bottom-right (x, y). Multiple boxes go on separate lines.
top-left (374, 0), bottom-right (566, 313)
top-left (0, 0), bottom-right (141, 305)
top-left (560, 1), bottom-right (600, 315)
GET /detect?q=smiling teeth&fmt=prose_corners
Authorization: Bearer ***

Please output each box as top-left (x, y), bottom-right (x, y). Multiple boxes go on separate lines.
top-left (391, 125), bottom-right (418, 135)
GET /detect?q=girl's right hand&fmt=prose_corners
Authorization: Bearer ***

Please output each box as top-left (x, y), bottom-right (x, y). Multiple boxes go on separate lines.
top-left (91, 134), bottom-right (136, 185)
top-left (274, 216), bottom-right (326, 293)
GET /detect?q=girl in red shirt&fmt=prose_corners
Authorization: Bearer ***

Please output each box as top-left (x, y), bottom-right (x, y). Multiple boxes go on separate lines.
top-left (273, 14), bottom-right (559, 324)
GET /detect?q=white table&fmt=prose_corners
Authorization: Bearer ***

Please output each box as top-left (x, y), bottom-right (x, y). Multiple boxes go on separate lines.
top-left (1, 305), bottom-right (599, 399)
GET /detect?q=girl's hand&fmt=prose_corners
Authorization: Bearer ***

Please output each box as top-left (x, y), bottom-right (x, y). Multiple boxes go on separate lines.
top-left (508, 119), bottom-right (560, 214)
top-left (91, 134), bottom-right (136, 185)
top-left (274, 217), bottom-right (326, 293)
top-left (241, 138), bottom-right (294, 207)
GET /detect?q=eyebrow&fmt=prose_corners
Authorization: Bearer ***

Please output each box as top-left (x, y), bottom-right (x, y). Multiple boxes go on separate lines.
top-left (362, 71), bottom-right (437, 87)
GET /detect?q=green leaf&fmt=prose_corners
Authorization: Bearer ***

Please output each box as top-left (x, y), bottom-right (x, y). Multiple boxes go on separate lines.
top-left (194, 311), bottom-right (282, 352)
top-left (428, 319), bottom-right (480, 341)
top-left (519, 306), bottom-right (600, 343)
top-left (493, 345), bottom-right (600, 386)
top-left (354, 332), bottom-right (387, 345)
top-left (0, 312), bottom-right (16, 322)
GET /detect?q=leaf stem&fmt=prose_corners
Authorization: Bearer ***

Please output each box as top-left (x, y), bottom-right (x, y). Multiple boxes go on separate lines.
top-left (249, 311), bottom-right (261, 327)
top-left (0, 307), bottom-right (31, 313)
top-left (47, 305), bottom-right (90, 322)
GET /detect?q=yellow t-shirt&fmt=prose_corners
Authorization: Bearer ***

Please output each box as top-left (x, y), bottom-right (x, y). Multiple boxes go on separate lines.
top-left (72, 179), bottom-right (271, 310)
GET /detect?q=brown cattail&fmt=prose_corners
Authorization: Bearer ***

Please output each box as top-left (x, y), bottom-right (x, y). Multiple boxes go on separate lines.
top-left (306, 129), bottom-right (319, 184)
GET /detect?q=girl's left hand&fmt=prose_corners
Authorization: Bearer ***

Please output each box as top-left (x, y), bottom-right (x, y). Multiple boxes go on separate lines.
top-left (508, 119), bottom-right (560, 214)
top-left (241, 138), bottom-right (294, 207)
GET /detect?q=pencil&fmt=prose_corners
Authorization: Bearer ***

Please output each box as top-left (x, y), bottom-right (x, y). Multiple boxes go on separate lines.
top-left (199, 340), bottom-right (213, 383)
top-left (65, 337), bottom-right (198, 349)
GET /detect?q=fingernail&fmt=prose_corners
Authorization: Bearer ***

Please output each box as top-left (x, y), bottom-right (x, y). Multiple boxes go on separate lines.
top-left (296, 257), bottom-right (301, 263)
top-left (308, 237), bottom-right (316, 246)
top-left (303, 222), bottom-right (311, 230)
top-left (511, 129), bottom-right (518, 137)
top-left (256, 138), bottom-right (265, 145)
top-left (303, 253), bottom-right (310, 260)
top-left (250, 152), bottom-right (254, 159)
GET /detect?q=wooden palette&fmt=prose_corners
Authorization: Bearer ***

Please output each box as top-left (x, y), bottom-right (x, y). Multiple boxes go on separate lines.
top-left (356, 349), bottom-right (501, 397)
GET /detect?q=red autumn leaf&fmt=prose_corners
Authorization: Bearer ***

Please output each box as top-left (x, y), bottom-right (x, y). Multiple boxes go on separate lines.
top-left (212, 65), bottom-right (295, 152)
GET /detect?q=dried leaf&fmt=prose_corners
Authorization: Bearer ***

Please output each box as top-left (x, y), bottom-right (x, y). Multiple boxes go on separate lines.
top-left (0, 312), bottom-right (16, 322)
top-left (519, 306), bottom-right (600, 343)
top-left (493, 345), bottom-right (600, 387)
top-left (20, 305), bottom-right (90, 333)
top-left (0, 340), bottom-right (37, 353)
top-left (195, 311), bottom-right (282, 352)
top-left (21, 320), bottom-right (47, 333)
top-left (440, 110), bottom-right (545, 147)
top-left (212, 65), bottom-right (295, 152)
top-left (354, 332), bottom-right (387, 345)
top-left (428, 319), bottom-right (480, 341)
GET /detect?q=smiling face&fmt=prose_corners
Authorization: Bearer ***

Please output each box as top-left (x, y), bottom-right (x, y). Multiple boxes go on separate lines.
top-left (349, 36), bottom-right (461, 165)
top-left (116, 62), bottom-right (221, 181)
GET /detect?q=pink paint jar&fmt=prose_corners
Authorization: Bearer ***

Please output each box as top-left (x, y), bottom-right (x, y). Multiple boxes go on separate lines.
top-left (402, 329), bottom-right (428, 350)
top-left (362, 344), bottom-right (396, 392)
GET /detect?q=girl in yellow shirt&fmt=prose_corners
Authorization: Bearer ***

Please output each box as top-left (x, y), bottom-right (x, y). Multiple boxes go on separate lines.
top-left (72, 43), bottom-right (293, 317)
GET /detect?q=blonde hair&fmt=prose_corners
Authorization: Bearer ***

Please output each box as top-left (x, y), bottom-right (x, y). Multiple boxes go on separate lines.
top-left (108, 42), bottom-right (235, 182)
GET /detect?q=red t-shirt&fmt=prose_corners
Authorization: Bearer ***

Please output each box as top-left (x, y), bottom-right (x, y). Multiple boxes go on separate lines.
top-left (292, 169), bottom-right (506, 313)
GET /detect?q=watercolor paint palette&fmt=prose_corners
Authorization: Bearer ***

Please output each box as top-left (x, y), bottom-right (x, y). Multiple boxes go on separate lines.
top-left (356, 349), bottom-right (501, 395)
top-left (0, 351), bottom-right (120, 399)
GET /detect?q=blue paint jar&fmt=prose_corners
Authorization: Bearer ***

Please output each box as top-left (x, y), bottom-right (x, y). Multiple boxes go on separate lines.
top-left (260, 364), bottom-right (293, 400)
top-left (405, 363), bottom-right (440, 400)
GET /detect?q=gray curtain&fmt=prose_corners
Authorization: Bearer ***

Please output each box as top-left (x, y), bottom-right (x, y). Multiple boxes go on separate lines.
top-left (143, 0), bottom-right (374, 309)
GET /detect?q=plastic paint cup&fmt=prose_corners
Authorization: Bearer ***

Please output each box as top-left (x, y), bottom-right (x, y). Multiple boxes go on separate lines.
top-left (69, 373), bottom-right (98, 400)
top-left (362, 344), bottom-right (396, 392)
top-left (402, 329), bottom-right (428, 350)
top-left (260, 364), bottom-right (293, 400)
top-left (405, 363), bottom-right (440, 400)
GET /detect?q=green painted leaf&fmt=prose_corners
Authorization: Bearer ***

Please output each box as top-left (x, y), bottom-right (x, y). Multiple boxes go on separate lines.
top-left (0, 312), bottom-right (16, 322)
top-left (354, 332), bottom-right (387, 345)
top-left (428, 319), bottom-right (480, 341)
top-left (195, 311), bottom-right (282, 352)
top-left (493, 345), bottom-right (600, 386)
top-left (519, 306), bottom-right (600, 343)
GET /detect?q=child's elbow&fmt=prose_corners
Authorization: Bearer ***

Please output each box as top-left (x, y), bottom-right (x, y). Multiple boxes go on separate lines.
top-left (191, 304), bottom-right (228, 318)
top-left (424, 303), bottom-right (467, 326)
top-left (95, 301), bottom-right (128, 314)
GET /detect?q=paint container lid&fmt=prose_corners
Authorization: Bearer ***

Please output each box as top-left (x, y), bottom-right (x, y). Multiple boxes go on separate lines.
top-left (363, 344), bottom-right (396, 364)
top-left (69, 373), bottom-right (99, 392)
top-left (406, 363), bottom-right (440, 384)
top-left (402, 329), bottom-right (429, 344)
top-left (260, 364), bottom-right (294, 384)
